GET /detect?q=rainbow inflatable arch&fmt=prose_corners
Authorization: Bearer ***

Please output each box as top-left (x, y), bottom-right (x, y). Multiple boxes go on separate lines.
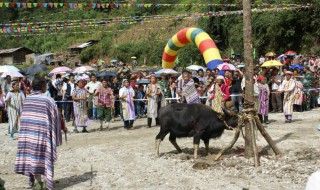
top-left (162, 27), bottom-right (223, 70)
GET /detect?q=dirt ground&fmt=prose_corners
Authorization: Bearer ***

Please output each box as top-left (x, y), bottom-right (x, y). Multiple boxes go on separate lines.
top-left (1, 108), bottom-right (320, 190)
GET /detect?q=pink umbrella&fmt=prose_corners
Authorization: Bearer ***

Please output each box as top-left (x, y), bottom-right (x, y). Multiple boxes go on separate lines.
top-left (1, 71), bottom-right (24, 78)
top-left (81, 74), bottom-right (90, 81)
top-left (73, 66), bottom-right (96, 73)
top-left (50, 66), bottom-right (72, 74)
top-left (217, 63), bottom-right (236, 71)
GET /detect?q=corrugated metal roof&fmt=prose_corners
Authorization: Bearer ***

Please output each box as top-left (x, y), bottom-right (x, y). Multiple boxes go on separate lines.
top-left (0, 47), bottom-right (34, 55)
top-left (0, 47), bottom-right (23, 54)
top-left (68, 40), bottom-right (99, 49)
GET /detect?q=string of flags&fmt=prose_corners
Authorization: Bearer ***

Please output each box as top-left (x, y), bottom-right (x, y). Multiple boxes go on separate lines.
top-left (0, 5), bottom-right (313, 35)
top-left (0, 2), bottom-right (314, 9)
top-left (0, 27), bottom-right (178, 37)
top-left (8, 10), bottom-right (74, 23)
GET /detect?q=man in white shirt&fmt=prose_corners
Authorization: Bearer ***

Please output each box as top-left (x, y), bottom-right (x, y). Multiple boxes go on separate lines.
top-left (85, 74), bottom-right (101, 119)
top-left (197, 69), bottom-right (206, 84)
top-left (62, 75), bottom-right (76, 122)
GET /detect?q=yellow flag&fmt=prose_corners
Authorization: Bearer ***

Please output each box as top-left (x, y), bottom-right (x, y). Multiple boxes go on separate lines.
top-left (54, 3), bottom-right (58, 8)
top-left (27, 3), bottom-right (32, 8)
top-left (0, 3), bottom-right (3, 7)
top-left (78, 3), bottom-right (83, 9)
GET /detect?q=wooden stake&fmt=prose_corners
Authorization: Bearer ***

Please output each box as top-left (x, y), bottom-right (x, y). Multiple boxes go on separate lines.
top-left (215, 125), bottom-right (241, 161)
top-left (254, 116), bottom-right (282, 155)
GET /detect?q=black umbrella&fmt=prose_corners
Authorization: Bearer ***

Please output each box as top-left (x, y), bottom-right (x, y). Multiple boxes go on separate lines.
top-left (136, 79), bottom-right (150, 85)
top-left (19, 70), bottom-right (27, 76)
top-left (98, 71), bottom-right (117, 78)
top-left (26, 65), bottom-right (48, 76)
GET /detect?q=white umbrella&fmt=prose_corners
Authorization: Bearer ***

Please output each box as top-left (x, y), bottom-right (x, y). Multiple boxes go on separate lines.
top-left (1, 71), bottom-right (24, 78)
top-left (186, 65), bottom-right (206, 71)
top-left (73, 66), bottom-right (95, 73)
top-left (0, 65), bottom-right (20, 73)
top-left (217, 63), bottom-right (236, 71)
top-left (237, 64), bottom-right (245, 68)
top-left (155, 69), bottom-right (178, 75)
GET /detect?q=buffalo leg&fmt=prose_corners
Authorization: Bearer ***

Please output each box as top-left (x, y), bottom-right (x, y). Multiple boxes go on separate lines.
top-left (194, 144), bottom-right (199, 159)
top-left (203, 139), bottom-right (211, 156)
top-left (169, 134), bottom-right (182, 153)
top-left (155, 139), bottom-right (161, 157)
top-left (155, 127), bottom-right (170, 157)
top-left (194, 134), bottom-right (201, 159)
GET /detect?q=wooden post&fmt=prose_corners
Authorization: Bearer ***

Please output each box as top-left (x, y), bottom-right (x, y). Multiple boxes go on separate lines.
top-left (243, 0), bottom-right (255, 158)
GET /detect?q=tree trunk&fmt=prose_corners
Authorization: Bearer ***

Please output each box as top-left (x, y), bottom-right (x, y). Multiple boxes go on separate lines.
top-left (243, 0), bottom-right (255, 158)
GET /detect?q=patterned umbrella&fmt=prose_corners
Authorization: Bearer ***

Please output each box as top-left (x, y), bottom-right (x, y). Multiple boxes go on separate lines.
top-left (73, 66), bottom-right (95, 73)
top-left (50, 66), bottom-right (72, 74)
top-left (284, 51), bottom-right (296, 56)
top-left (217, 63), bottom-right (236, 71)
top-left (1, 71), bottom-right (24, 78)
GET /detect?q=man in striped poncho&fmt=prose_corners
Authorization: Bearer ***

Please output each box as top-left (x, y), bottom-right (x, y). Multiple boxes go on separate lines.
top-left (14, 77), bottom-right (66, 190)
top-left (178, 70), bottom-right (201, 104)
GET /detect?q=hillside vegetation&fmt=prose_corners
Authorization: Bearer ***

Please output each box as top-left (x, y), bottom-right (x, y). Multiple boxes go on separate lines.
top-left (0, 0), bottom-right (319, 67)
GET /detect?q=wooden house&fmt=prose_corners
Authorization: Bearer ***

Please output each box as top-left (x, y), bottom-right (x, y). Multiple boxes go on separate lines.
top-left (0, 47), bottom-right (34, 65)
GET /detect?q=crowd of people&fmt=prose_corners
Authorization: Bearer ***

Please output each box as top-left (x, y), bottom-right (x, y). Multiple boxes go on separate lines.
top-left (3, 53), bottom-right (320, 189)
top-left (2, 55), bottom-right (320, 138)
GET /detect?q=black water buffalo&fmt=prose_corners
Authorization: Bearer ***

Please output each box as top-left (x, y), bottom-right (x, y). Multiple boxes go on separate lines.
top-left (155, 103), bottom-right (239, 159)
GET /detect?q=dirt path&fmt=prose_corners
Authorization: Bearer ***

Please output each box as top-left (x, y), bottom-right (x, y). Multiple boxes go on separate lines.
top-left (1, 109), bottom-right (320, 190)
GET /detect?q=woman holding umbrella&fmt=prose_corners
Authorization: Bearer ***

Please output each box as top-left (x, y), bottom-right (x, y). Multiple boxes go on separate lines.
top-left (5, 81), bottom-right (25, 139)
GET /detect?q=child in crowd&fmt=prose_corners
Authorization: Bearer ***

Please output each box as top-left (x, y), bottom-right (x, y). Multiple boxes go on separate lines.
top-left (92, 89), bottom-right (98, 120)
top-left (197, 81), bottom-right (206, 104)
